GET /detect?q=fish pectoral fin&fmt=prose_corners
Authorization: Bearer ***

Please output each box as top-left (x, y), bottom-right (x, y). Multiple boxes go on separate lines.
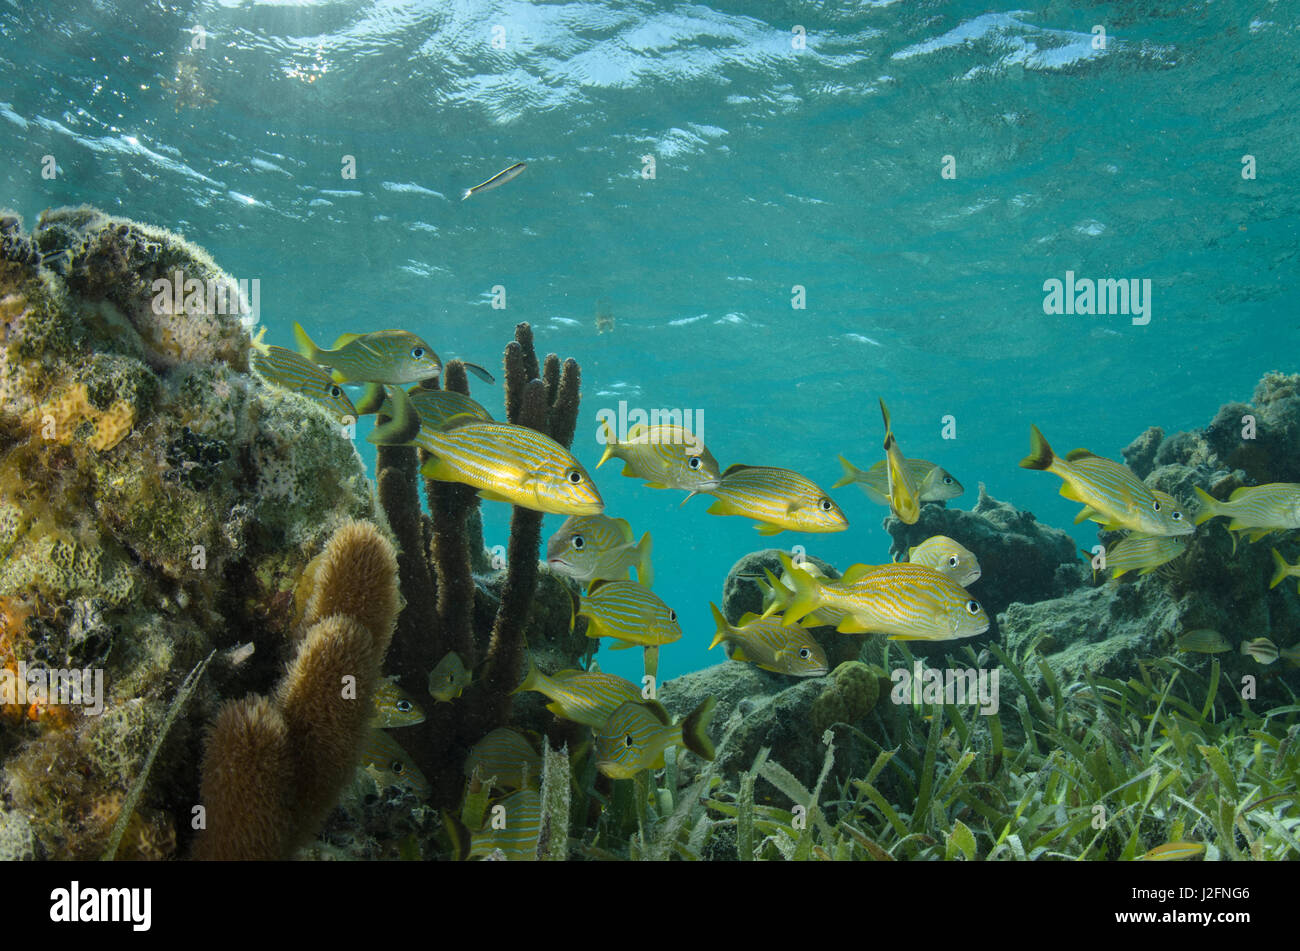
top-left (477, 489), bottom-right (515, 505)
top-left (755, 523), bottom-right (785, 536)
top-left (1073, 506), bottom-right (1097, 524)
top-left (1058, 483), bottom-right (1083, 503)
top-left (836, 617), bottom-right (870, 634)
top-left (608, 640), bottom-right (637, 650)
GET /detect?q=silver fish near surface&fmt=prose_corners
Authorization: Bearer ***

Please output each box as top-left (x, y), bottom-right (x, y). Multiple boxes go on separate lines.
top-left (462, 162), bottom-right (527, 200)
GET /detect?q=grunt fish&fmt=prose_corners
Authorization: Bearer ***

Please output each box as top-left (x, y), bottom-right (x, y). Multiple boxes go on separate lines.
top-left (834, 456), bottom-right (962, 507)
top-left (1194, 484), bottom-right (1300, 540)
top-left (593, 698), bottom-right (716, 779)
top-left (578, 580), bottom-right (681, 649)
top-left (373, 677), bottom-right (426, 728)
top-left (293, 322), bottom-right (442, 384)
top-left (704, 465), bottom-right (848, 535)
top-left (708, 603), bottom-right (828, 677)
top-left (598, 421), bottom-right (721, 497)
top-left (1104, 532), bottom-right (1188, 579)
top-left (470, 789), bottom-right (540, 861)
top-left (1270, 548), bottom-right (1300, 594)
top-left (545, 515), bottom-right (653, 588)
top-left (428, 650), bottom-right (472, 703)
top-left (879, 399), bottom-right (921, 524)
top-left (514, 659), bottom-right (645, 728)
top-left (906, 535), bottom-right (981, 586)
top-left (1175, 629), bottom-right (1231, 654)
top-left (251, 331), bottom-right (358, 423)
top-left (361, 730), bottom-right (431, 799)
top-left (464, 728), bottom-right (542, 792)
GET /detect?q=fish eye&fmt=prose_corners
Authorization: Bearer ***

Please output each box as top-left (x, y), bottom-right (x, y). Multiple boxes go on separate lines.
top-left (1152, 500), bottom-right (1161, 511)
top-left (965, 600), bottom-right (981, 615)
top-left (566, 468), bottom-right (583, 485)
top-left (798, 648), bottom-right (811, 659)
top-left (623, 734), bottom-right (634, 748)
top-left (391, 760), bottom-right (405, 774)
top-left (572, 535), bottom-right (585, 549)
top-left (668, 609), bottom-right (677, 622)
top-left (1171, 511), bottom-right (1183, 521)
top-left (411, 347), bottom-right (425, 359)
top-left (397, 700), bottom-right (412, 712)
top-left (688, 457), bottom-right (702, 470)
top-left (948, 556), bottom-right (959, 567)
top-left (818, 498), bottom-right (833, 511)
top-left (330, 385), bottom-right (342, 397)
top-left (943, 476), bottom-right (954, 485)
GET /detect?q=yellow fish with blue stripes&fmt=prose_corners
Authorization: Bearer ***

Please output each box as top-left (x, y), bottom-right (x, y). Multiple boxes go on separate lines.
top-left (708, 603), bottom-right (828, 677)
top-left (906, 536), bottom-right (981, 586)
top-left (833, 454), bottom-right (963, 506)
top-left (294, 322), bottom-right (443, 384)
top-left (1194, 483), bottom-right (1300, 540)
top-left (250, 331), bottom-right (358, 423)
top-left (597, 421), bottom-right (722, 498)
top-left (470, 789), bottom-right (541, 861)
top-left (594, 698), bottom-right (716, 779)
top-left (704, 465), bottom-right (847, 535)
top-left (371, 387), bottom-right (603, 516)
top-left (778, 553), bottom-right (989, 640)
top-left (404, 387), bottom-right (494, 429)
top-left (514, 659), bottom-right (646, 727)
top-left (578, 580), bottom-right (680, 649)
top-left (1103, 532), bottom-right (1187, 579)
top-left (1020, 426), bottom-right (1193, 537)
top-left (464, 728), bottom-right (542, 792)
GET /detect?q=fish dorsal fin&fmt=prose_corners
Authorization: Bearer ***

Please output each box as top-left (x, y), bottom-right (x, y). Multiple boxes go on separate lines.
top-left (737, 611), bottom-right (763, 625)
top-left (643, 699), bottom-right (671, 725)
top-left (586, 579), bottom-right (611, 597)
top-left (1065, 448), bottom-right (1098, 462)
top-left (721, 463), bottom-right (757, 478)
top-left (1227, 486), bottom-right (1251, 501)
top-left (439, 411), bottom-right (482, 432)
top-left (330, 332), bottom-right (365, 349)
top-left (612, 517), bottom-right (634, 544)
top-left (839, 563), bottom-right (876, 584)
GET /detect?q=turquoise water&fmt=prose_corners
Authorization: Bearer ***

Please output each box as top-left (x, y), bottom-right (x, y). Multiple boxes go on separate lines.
top-left (2, 0), bottom-right (1297, 686)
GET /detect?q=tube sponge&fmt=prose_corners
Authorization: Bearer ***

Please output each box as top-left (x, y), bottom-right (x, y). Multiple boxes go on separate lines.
top-left (193, 696), bottom-right (294, 861)
top-left (302, 518), bottom-right (401, 655)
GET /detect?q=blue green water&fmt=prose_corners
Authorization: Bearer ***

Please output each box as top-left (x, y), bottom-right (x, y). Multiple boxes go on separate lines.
top-left (2, 0), bottom-right (1297, 686)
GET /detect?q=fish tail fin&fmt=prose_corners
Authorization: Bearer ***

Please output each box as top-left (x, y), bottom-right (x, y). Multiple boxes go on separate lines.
top-left (832, 454), bottom-right (858, 489)
top-left (636, 532), bottom-right (654, 588)
top-left (250, 326), bottom-right (270, 354)
top-left (513, 657), bottom-right (543, 696)
top-left (354, 382), bottom-right (387, 416)
top-left (367, 385), bottom-right (421, 445)
top-left (597, 420), bottom-right (618, 468)
top-left (1019, 424), bottom-right (1055, 470)
top-left (1270, 548), bottom-right (1291, 589)
top-left (779, 553), bottom-right (820, 627)
top-left (879, 398), bottom-right (894, 451)
top-left (293, 321), bottom-right (326, 363)
top-left (680, 697), bottom-right (717, 762)
top-left (1192, 486), bottom-right (1220, 526)
top-left (708, 602), bottom-right (729, 650)
top-left (461, 188), bottom-right (473, 201)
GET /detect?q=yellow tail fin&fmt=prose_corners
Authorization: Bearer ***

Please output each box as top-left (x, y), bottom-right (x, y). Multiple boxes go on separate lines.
top-left (1192, 486), bottom-right (1219, 527)
top-left (1019, 424), bottom-right (1055, 470)
top-left (832, 454), bottom-right (858, 489)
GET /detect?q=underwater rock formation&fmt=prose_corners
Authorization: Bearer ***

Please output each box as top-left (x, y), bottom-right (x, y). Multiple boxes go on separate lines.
top-left (0, 208), bottom-right (382, 859)
top-left (1002, 370), bottom-right (1300, 712)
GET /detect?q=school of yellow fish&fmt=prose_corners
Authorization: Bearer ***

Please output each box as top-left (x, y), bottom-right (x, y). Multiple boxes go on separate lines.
top-left (252, 322), bottom-right (1300, 858)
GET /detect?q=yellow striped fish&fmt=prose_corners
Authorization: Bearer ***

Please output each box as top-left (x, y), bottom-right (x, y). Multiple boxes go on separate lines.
top-left (294, 322), bottom-right (442, 384)
top-left (464, 728), bottom-right (542, 792)
top-left (708, 603), bottom-right (828, 677)
top-left (598, 421), bottom-right (722, 498)
top-left (470, 789), bottom-right (540, 861)
top-left (833, 454), bottom-right (964, 507)
top-left (360, 730), bottom-right (431, 799)
top-left (1020, 426), bottom-right (1192, 537)
top-left (1194, 484), bottom-right (1300, 539)
top-left (371, 388), bottom-right (603, 516)
top-left (578, 580), bottom-right (681, 648)
top-left (514, 659), bottom-right (645, 727)
top-left (373, 678), bottom-right (426, 727)
top-left (1176, 629), bottom-right (1231, 653)
top-left (594, 698), bottom-right (716, 779)
top-left (760, 561), bottom-right (849, 628)
top-left (251, 335), bottom-right (358, 423)
top-left (1137, 841), bottom-right (1205, 861)
top-left (879, 399), bottom-right (921, 524)
top-left (1104, 532), bottom-right (1188, 579)
top-left (1270, 548), bottom-right (1300, 594)
top-left (545, 514), bottom-right (653, 588)
top-left (779, 553), bottom-right (989, 641)
top-left (704, 465), bottom-right (848, 535)
top-left (906, 536), bottom-right (981, 586)
top-left (405, 388), bottom-right (494, 430)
